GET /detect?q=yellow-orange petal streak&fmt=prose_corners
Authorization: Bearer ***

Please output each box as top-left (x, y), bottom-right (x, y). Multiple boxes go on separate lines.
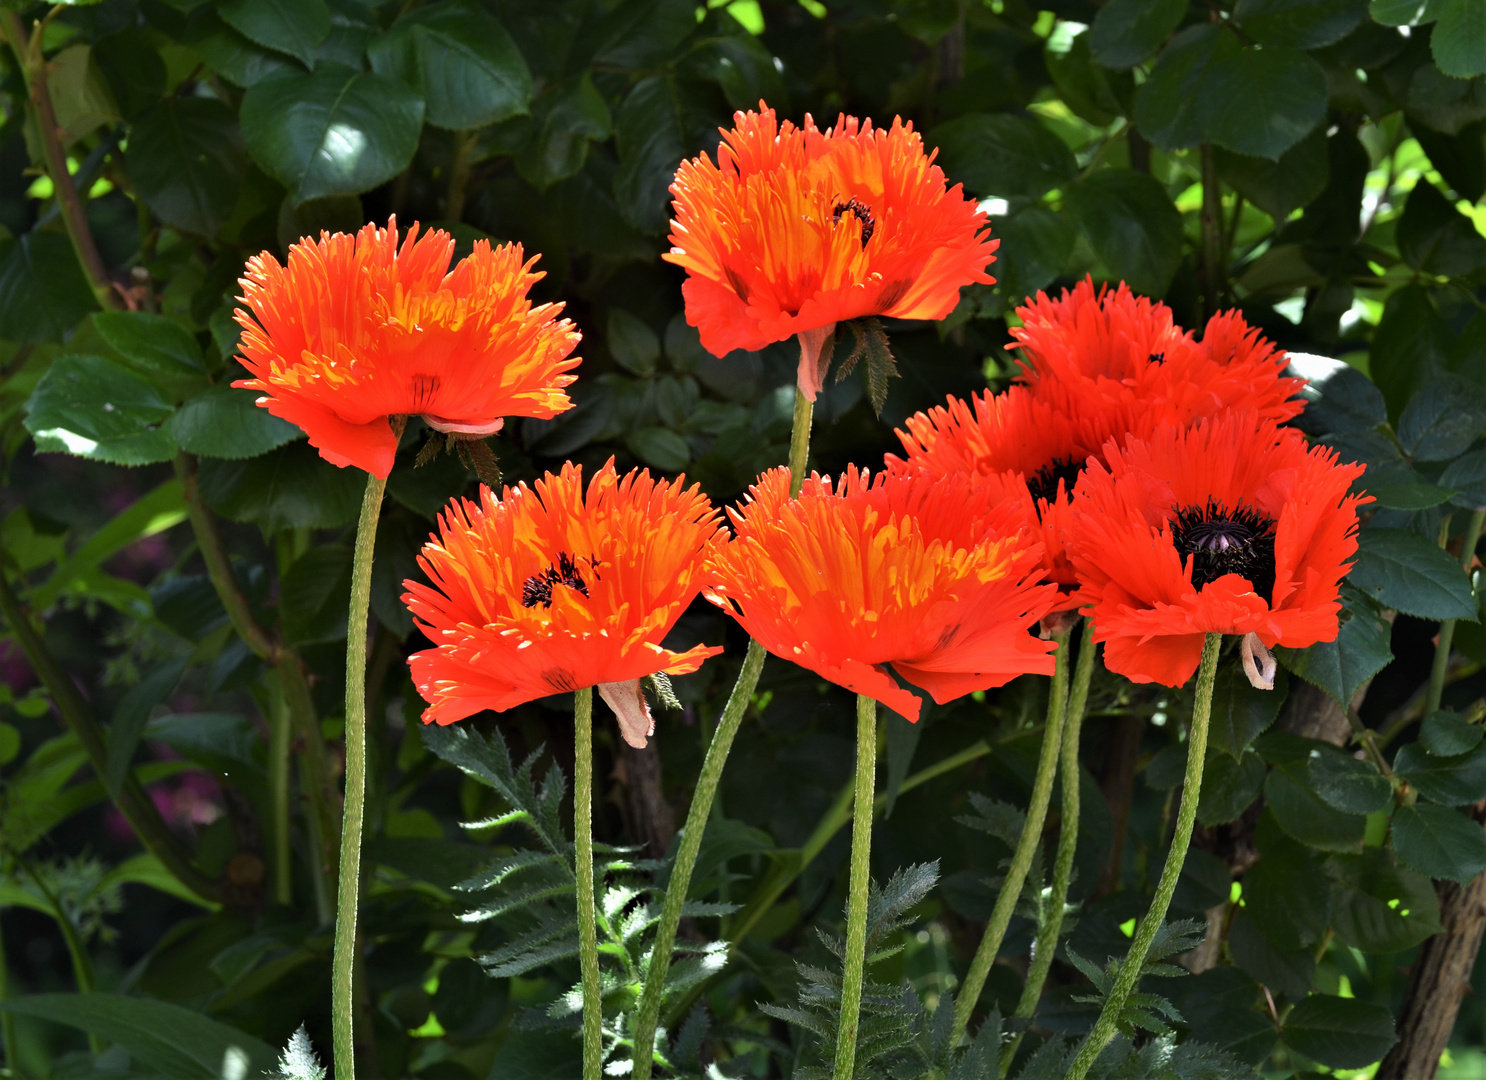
top-left (665, 106), bottom-right (997, 368)
top-left (404, 460), bottom-right (724, 737)
top-left (706, 467), bottom-right (1058, 721)
top-left (234, 217), bottom-right (581, 478)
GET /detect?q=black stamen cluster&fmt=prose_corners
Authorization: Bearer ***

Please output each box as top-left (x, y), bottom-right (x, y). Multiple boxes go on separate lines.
top-left (521, 552), bottom-right (599, 608)
top-left (1026, 457), bottom-right (1085, 508)
top-left (1170, 500), bottom-right (1277, 602)
top-left (833, 197), bottom-right (875, 247)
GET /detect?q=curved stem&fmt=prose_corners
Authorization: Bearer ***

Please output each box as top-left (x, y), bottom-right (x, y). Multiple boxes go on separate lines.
top-left (1065, 632), bottom-right (1222, 1080)
top-left (0, 573), bottom-right (218, 903)
top-left (832, 694), bottom-right (879, 1080)
top-left (1425, 508), bottom-right (1485, 717)
top-left (952, 624), bottom-right (1073, 1044)
top-left (575, 686), bottom-right (603, 1080)
top-left (267, 672), bottom-right (293, 907)
top-left (1003, 618), bottom-right (1098, 1073)
top-left (330, 465), bottom-right (392, 1080)
top-left (629, 385), bottom-right (814, 1080)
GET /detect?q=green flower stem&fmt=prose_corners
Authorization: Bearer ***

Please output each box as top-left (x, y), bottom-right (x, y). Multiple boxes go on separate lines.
top-left (1425, 508), bottom-right (1486, 717)
top-left (330, 438), bottom-right (400, 1080)
top-left (575, 686), bottom-right (603, 1080)
top-left (952, 623), bottom-right (1074, 1044)
top-left (268, 672), bottom-right (294, 907)
top-left (1003, 618), bottom-right (1098, 1073)
top-left (833, 694), bottom-right (880, 1080)
top-left (629, 386), bottom-right (815, 1080)
top-left (1064, 632), bottom-right (1222, 1080)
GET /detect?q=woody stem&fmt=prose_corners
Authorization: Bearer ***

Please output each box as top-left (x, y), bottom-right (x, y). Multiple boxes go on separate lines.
top-left (832, 694), bottom-right (879, 1080)
top-left (952, 623), bottom-right (1073, 1044)
top-left (331, 421), bottom-right (402, 1080)
top-left (628, 383), bottom-right (815, 1080)
top-left (575, 686), bottom-right (603, 1080)
top-left (1003, 617), bottom-right (1098, 1073)
top-left (1065, 632), bottom-right (1222, 1080)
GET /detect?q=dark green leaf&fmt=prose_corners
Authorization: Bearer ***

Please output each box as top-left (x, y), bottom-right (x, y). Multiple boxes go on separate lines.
top-left (1412, 119), bottom-right (1486, 203)
top-left (1265, 763), bottom-right (1367, 851)
top-left (1305, 745), bottom-right (1393, 814)
top-left (1433, 0), bottom-right (1486, 78)
top-left (927, 113), bottom-right (1077, 199)
top-left (1214, 129), bottom-right (1329, 222)
top-left (1421, 709), bottom-right (1484, 755)
top-left (1280, 995), bottom-right (1397, 1069)
top-left (1440, 449), bottom-right (1486, 509)
top-left (368, 0), bottom-right (533, 131)
top-left (1349, 528), bottom-right (1478, 621)
top-left (1327, 847), bottom-right (1442, 953)
top-left (990, 205), bottom-right (1078, 306)
top-left (240, 63), bottom-right (425, 204)
top-left (1363, 469), bottom-right (1456, 510)
top-left (1392, 802), bottom-right (1486, 881)
top-left (1247, 835), bottom-right (1332, 949)
top-left (371, 508), bottom-right (422, 639)
top-left (1063, 171), bottom-right (1183, 297)
top-left (166, 383), bottom-right (302, 460)
top-left (181, 10), bottom-right (294, 89)
top-left (1291, 357), bottom-right (1385, 437)
top-left (280, 544), bottom-right (352, 646)
top-left (626, 427), bottom-right (690, 471)
top-left (197, 440), bottom-right (366, 532)
top-left (125, 98), bottom-right (245, 239)
top-left (0, 232), bottom-right (97, 344)
top-left (1210, 662), bottom-right (1287, 758)
top-left (93, 311), bottom-right (206, 400)
top-left (516, 75), bottom-right (611, 190)
top-left (106, 658), bottom-right (187, 798)
top-left (1202, 44), bottom-right (1329, 159)
top-left (1234, 0), bottom-right (1367, 48)
top-left (0, 993), bottom-right (277, 1078)
top-left (25, 355), bottom-right (178, 466)
top-left (1370, 284), bottom-right (1451, 418)
top-left (1197, 748), bottom-right (1268, 825)
top-left (1089, 0), bottom-right (1188, 69)
top-left (1397, 179), bottom-right (1486, 276)
top-left (93, 31), bottom-right (167, 122)
top-left (614, 75), bottom-right (695, 234)
top-left (608, 310), bottom-right (660, 376)
top-left (218, 0), bottom-right (329, 67)
top-left (1134, 25), bottom-right (1232, 150)
top-left (1046, 28), bottom-right (1130, 126)
top-left (1394, 741), bottom-right (1486, 805)
top-left (1228, 908), bottom-right (1316, 999)
top-left (1275, 589), bottom-right (1393, 707)
top-left (1370, 0), bottom-right (1444, 25)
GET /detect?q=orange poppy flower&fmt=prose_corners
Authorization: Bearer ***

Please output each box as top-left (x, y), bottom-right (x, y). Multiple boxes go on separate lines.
top-left (404, 460), bottom-right (723, 747)
top-left (1009, 278), bottom-right (1303, 426)
top-left (665, 106), bottom-right (996, 398)
top-left (706, 466), bottom-right (1058, 721)
top-left (234, 218), bottom-right (580, 478)
top-left (1067, 413), bottom-right (1367, 687)
top-left (888, 384), bottom-right (1145, 590)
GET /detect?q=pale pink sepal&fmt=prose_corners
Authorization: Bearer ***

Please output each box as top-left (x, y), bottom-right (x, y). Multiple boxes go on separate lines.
top-left (599, 679), bottom-right (654, 748)
top-left (795, 323), bottom-right (837, 402)
top-left (425, 415), bottom-right (506, 436)
top-left (1241, 632), bottom-right (1276, 690)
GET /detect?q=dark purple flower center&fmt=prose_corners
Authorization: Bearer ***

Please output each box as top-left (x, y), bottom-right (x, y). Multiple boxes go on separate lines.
top-left (1171, 500), bottom-right (1277, 602)
top-left (1026, 457), bottom-right (1085, 509)
top-left (522, 552), bottom-right (600, 608)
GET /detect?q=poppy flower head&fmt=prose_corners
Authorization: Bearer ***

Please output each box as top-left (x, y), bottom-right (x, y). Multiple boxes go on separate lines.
top-left (707, 466), bottom-right (1058, 721)
top-left (665, 105), bottom-right (996, 398)
top-left (1009, 278), bottom-right (1304, 426)
top-left (405, 460), bottom-right (724, 745)
top-left (888, 386), bottom-right (1146, 590)
top-left (235, 218), bottom-right (581, 478)
top-left (1067, 413), bottom-right (1368, 687)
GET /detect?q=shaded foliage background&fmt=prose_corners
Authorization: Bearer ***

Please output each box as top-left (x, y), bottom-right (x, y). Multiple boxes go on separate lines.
top-left (2, 0), bottom-right (1486, 1075)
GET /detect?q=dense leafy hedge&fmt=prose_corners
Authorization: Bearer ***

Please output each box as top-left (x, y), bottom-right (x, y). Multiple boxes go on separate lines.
top-left (2, 0), bottom-right (1486, 1076)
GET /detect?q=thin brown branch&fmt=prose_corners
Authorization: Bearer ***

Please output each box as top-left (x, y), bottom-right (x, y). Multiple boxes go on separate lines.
top-left (0, 9), bottom-right (119, 310)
